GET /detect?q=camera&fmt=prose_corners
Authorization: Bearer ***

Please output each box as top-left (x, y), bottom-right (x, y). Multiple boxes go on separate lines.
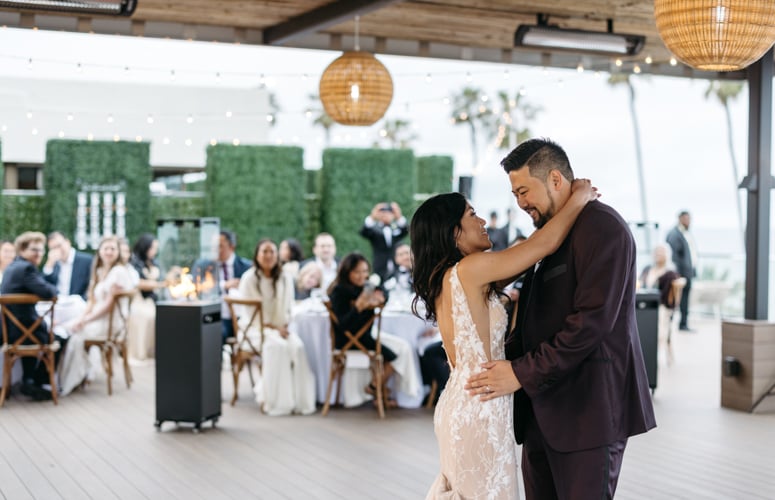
top-left (378, 203), bottom-right (393, 213)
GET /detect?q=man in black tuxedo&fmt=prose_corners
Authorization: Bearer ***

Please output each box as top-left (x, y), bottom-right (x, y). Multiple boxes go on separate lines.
top-left (486, 211), bottom-right (509, 251)
top-left (468, 139), bottom-right (656, 499)
top-left (1, 232), bottom-right (62, 400)
top-left (42, 231), bottom-right (93, 300)
top-left (359, 202), bottom-right (408, 281)
top-left (666, 210), bottom-right (697, 331)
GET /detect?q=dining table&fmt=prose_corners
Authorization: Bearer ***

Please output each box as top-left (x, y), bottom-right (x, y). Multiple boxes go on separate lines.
top-left (290, 296), bottom-right (431, 408)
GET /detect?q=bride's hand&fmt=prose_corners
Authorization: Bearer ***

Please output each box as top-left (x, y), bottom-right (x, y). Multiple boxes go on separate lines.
top-left (464, 360), bottom-right (522, 401)
top-left (571, 178), bottom-right (599, 202)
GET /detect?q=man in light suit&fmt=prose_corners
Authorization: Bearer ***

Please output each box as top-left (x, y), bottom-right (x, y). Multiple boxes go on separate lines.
top-left (666, 210), bottom-right (697, 331)
top-left (468, 138), bottom-right (656, 499)
top-left (359, 202), bottom-right (408, 281)
top-left (42, 231), bottom-right (92, 300)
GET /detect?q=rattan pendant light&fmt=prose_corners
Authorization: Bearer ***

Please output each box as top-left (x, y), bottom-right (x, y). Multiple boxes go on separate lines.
top-left (654, 0), bottom-right (775, 71)
top-left (319, 16), bottom-right (393, 126)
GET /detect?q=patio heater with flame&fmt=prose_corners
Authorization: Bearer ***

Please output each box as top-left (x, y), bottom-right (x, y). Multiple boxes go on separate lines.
top-left (154, 218), bottom-right (223, 432)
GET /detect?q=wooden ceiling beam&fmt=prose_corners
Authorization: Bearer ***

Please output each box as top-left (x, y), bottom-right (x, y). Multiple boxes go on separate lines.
top-left (263, 0), bottom-right (403, 46)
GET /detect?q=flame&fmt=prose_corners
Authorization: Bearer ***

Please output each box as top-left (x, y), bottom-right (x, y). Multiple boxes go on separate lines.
top-left (167, 267), bottom-right (217, 300)
top-left (168, 267), bottom-right (197, 299)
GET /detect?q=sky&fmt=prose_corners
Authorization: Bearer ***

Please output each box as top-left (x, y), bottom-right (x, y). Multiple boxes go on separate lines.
top-left (0, 27), bottom-right (755, 255)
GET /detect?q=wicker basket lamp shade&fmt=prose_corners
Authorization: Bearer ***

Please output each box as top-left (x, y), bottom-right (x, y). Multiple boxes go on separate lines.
top-left (654, 0), bottom-right (775, 71)
top-left (319, 51), bottom-right (394, 126)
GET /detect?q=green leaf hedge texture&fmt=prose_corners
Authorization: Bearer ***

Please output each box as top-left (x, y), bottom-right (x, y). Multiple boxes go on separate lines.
top-left (205, 145), bottom-right (306, 258)
top-left (320, 148), bottom-right (416, 261)
top-left (43, 140), bottom-right (152, 243)
top-left (416, 155), bottom-right (454, 194)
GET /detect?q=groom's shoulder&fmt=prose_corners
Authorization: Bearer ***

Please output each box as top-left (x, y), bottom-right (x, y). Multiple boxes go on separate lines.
top-left (578, 200), bottom-right (627, 228)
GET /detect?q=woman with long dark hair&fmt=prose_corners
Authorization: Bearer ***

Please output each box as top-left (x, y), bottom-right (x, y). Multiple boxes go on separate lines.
top-left (412, 181), bottom-right (596, 499)
top-left (327, 252), bottom-right (419, 407)
top-left (238, 239), bottom-right (315, 415)
top-left (279, 238), bottom-right (304, 281)
top-left (127, 233), bottom-right (165, 360)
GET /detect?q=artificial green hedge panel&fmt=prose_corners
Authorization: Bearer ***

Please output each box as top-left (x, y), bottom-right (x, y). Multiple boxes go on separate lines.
top-left (320, 148), bottom-right (416, 260)
top-left (44, 140), bottom-right (152, 243)
top-left (416, 155), bottom-right (454, 194)
top-left (205, 145), bottom-right (306, 258)
top-left (1, 193), bottom-right (48, 240)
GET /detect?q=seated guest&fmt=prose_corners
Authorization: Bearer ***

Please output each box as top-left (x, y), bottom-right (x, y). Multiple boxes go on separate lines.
top-left (127, 233), bottom-right (165, 361)
top-left (295, 261), bottom-right (323, 300)
top-left (59, 236), bottom-right (134, 395)
top-left (238, 239), bottom-right (316, 415)
top-left (0, 232), bottom-right (62, 401)
top-left (0, 239), bottom-right (16, 285)
top-left (382, 243), bottom-right (413, 294)
top-left (417, 329), bottom-right (449, 406)
top-left (119, 237), bottom-right (140, 287)
top-left (327, 253), bottom-right (419, 406)
top-left (279, 238), bottom-right (304, 281)
top-left (43, 231), bottom-right (93, 300)
top-left (302, 232), bottom-right (338, 291)
top-left (640, 244), bottom-right (686, 360)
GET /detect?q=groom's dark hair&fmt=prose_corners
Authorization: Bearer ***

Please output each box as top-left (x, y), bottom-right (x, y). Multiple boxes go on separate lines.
top-left (501, 137), bottom-right (574, 182)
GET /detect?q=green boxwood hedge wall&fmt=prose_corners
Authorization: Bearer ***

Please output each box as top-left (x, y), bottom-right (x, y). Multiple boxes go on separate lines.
top-left (320, 148), bottom-right (416, 260)
top-left (1, 193), bottom-right (48, 240)
top-left (416, 155), bottom-right (454, 194)
top-left (205, 145), bottom-right (306, 258)
top-left (44, 140), bottom-right (152, 243)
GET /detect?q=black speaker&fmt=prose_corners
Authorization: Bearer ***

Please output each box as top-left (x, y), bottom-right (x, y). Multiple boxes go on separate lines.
top-left (458, 175), bottom-right (473, 200)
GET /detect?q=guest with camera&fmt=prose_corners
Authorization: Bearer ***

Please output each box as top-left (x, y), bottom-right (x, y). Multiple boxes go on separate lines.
top-left (359, 202), bottom-right (408, 282)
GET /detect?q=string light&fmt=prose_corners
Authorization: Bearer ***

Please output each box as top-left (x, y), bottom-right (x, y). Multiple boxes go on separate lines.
top-left (58, 130), bottom-right (64, 137)
top-left (135, 135), bottom-right (143, 142)
top-left (87, 133), bottom-right (94, 141)
top-left (31, 128), bottom-right (38, 135)
top-left (107, 114), bottom-right (114, 123)
top-left (113, 134), bottom-right (120, 142)
top-left (67, 113), bottom-right (74, 121)
top-left (162, 137), bottom-right (170, 145)
top-left (225, 110), bottom-right (232, 118)
top-left (669, 57), bottom-right (678, 66)
top-left (146, 114), bottom-right (154, 124)
top-left (232, 138), bottom-right (240, 145)
top-left (645, 56), bottom-right (653, 65)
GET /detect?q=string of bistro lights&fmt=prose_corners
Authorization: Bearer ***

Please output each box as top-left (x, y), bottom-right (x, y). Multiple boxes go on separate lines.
top-left (0, 50), bottom-right (671, 147)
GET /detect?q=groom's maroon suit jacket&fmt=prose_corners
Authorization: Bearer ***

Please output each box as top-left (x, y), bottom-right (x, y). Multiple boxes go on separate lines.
top-left (506, 200), bottom-right (656, 453)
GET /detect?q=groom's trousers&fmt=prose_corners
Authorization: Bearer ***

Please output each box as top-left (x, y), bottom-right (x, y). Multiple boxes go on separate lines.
top-left (521, 411), bottom-right (627, 500)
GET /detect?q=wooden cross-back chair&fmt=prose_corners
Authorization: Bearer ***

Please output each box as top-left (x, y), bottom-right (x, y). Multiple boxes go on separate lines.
top-left (322, 300), bottom-right (386, 419)
top-left (224, 296), bottom-right (264, 406)
top-left (0, 294), bottom-right (59, 406)
top-left (84, 289), bottom-right (136, 395)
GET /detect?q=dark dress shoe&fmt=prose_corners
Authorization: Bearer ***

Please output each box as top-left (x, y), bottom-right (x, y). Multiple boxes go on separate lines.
top-left (21, 383), bottom-right (52, 401)
top-left (679, 326), bottom-right (696, 333)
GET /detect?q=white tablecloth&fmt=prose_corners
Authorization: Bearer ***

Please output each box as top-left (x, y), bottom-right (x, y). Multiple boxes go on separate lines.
top-left (290, 300), bottom-right (428, 408)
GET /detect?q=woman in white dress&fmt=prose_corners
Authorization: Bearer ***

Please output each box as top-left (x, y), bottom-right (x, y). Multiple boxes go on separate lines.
top-left (410, 182), bottom-right (595, 499)
top-left (59, 236), bottom-right (134, 395)
top-left (238, 239), bottom-right (316, 416)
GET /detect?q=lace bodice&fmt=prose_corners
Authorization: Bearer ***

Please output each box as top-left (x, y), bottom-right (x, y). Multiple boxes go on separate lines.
top-left (426, 265), bottom-right (518, 499)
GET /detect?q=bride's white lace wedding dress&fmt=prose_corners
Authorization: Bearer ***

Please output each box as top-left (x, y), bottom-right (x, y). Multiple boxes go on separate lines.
top-left (426, 265), bottom-right (519, 500)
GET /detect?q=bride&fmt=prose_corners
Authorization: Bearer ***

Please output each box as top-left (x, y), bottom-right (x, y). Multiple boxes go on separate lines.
top-left (410, 180), bottom-right (595, 499)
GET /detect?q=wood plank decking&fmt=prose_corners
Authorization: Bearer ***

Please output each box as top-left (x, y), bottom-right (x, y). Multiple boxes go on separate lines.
top-left (1, 316), bottom-right (773, 499)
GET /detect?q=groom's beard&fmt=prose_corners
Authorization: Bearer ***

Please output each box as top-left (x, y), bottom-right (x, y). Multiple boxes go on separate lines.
top-left (531, 190), bottom-right (557, 229)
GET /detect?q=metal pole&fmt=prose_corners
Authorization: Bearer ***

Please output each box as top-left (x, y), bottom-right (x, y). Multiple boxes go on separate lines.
top-left (742, 47), bottom-right (774, 320)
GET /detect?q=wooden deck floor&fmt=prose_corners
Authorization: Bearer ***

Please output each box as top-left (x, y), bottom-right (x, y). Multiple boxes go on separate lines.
top-left (1, 316), bottom-right (774, 499)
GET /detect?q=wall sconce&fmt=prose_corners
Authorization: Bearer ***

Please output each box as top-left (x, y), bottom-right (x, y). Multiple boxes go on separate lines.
top-left (723, 356), bottom-right (741, 377)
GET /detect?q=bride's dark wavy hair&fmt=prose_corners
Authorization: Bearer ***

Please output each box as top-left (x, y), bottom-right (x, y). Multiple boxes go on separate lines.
top-left (410, 192), bottom-right (467, 323)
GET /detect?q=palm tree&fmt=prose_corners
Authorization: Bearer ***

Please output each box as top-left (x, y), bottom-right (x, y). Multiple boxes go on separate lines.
top-left (266, 92), bottom-right (280, 127)
top-left (306, 93), bottom-right (335, 146)
top-left (705, 80), bottom-right (745, 247)
top-left (608, 73), bottom-right (651, 252)
top-left (449, 87), bottom-right (494, 173)
top-left (485, 89), bottom-right (542, 151)
top-left (374, 118), bottom-right (418, 149)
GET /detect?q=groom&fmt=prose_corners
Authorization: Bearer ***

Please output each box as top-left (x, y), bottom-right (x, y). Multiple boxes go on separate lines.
top-left (467, 138), bottom-right (656, 499)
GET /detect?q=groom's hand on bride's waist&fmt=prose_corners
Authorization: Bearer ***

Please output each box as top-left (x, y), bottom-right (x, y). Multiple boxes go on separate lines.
top-left (465, 361), bottom-right (522, 402)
